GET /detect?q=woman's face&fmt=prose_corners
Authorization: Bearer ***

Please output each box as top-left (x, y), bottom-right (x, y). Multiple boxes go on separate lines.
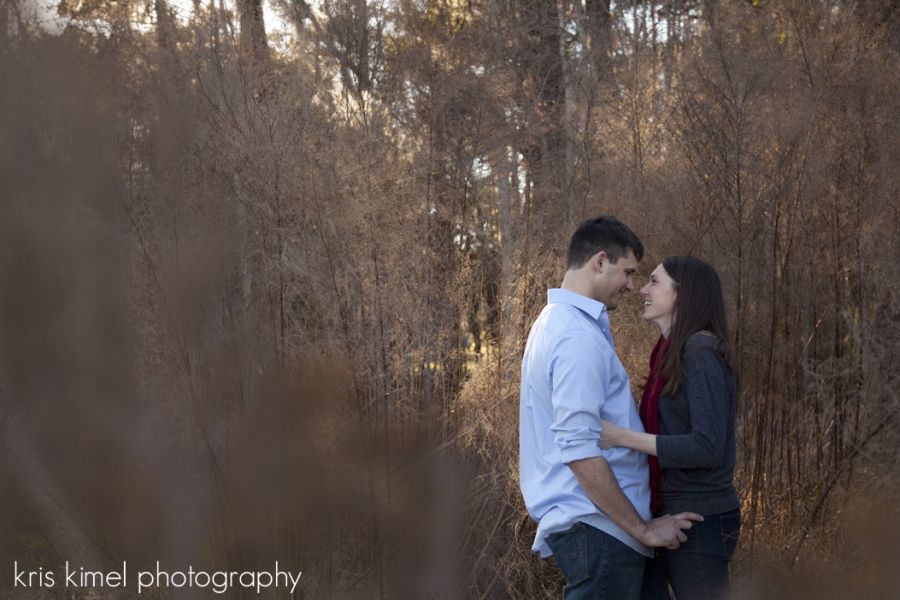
top-left (640, 264), bottom-right (678, 336)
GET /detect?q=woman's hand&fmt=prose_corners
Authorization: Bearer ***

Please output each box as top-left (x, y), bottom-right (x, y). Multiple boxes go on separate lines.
top-left (598, 419), bottom-right (659, 456)
top-left (598, 419), bottom-right (623, 449)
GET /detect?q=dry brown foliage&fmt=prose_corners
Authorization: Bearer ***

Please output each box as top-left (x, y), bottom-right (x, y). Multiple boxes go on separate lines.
top-left (2, 0), bottom-right (900, 597)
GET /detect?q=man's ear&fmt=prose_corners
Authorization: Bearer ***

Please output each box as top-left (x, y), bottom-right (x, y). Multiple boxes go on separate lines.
top-left (591, 251), bottom-right (608, 273)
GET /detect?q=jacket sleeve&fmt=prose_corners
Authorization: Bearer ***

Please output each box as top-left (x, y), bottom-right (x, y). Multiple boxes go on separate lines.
top-left (655, 346), bottom-right (729, 469)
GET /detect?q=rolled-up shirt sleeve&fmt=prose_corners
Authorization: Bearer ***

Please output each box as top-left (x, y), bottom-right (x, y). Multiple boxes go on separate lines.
top-left (549, 328), bottom-right (608, 464)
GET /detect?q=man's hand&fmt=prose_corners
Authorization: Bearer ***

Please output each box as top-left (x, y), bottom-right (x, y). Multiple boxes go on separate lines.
top-left (639, 512), bottom-right (704, 549)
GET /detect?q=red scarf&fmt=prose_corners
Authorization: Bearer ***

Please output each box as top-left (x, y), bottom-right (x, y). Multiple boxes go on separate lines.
top-left (639, 334), bottom-right (670, 514)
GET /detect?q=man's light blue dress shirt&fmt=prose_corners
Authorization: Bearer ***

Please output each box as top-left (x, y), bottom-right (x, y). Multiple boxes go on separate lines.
top-left (520, 288), bottom-right (652, 558)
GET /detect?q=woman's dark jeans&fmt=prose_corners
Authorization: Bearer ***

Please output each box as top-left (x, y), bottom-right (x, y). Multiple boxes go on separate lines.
top-left (641, 508), bottom-right (741, 600)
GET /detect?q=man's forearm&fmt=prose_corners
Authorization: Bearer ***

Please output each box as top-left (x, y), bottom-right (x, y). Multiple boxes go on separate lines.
top-left (568, 455), bottom-right (703, 549)
top-left (567, 455), bottom-right (650, 543)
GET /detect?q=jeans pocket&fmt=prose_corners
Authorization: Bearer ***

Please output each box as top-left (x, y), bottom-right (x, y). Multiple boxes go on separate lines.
top-left (718, 510), bottom-right (741, 559)
top-left (546, 523), bottom-right (589, 586)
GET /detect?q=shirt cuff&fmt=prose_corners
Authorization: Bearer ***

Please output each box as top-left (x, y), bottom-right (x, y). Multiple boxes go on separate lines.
top-left (560, 440), bottom-right (605, 465)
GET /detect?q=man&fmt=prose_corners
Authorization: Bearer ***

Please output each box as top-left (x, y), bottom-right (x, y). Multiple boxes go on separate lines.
top-left (519, 216), bottom-right (702, 599)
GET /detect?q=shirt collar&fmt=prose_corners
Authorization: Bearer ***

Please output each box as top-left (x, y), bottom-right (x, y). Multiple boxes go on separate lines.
top-left (547, 288), bottom-right (608, 321)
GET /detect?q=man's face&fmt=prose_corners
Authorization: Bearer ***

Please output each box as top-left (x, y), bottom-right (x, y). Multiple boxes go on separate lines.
top-left (593, 249), bottom-right (639, 310)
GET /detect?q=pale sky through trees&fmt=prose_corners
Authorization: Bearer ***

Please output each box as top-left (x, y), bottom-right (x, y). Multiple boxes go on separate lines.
top-left (29, 0), bottom-right (290, 37)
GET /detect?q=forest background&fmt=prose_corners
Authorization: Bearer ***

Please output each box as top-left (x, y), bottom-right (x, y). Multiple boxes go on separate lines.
top-left (2, 0), bottom-right (900, 597)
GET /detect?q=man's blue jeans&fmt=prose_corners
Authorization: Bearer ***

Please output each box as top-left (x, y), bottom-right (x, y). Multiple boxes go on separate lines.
top-left (641, 508), bottom-right (741, 600)
top-left (546, 522), bottom-right (646, 600)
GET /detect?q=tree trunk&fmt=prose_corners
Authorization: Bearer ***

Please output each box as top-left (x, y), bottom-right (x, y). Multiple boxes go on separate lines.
top-left (237, 0), bottom-right (269, 73)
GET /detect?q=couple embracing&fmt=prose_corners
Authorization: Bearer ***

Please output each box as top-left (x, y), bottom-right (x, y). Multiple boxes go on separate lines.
top-left (520, 216), bottom-right (740, 599)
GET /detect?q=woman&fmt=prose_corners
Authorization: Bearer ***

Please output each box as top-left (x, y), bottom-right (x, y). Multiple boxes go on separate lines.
top-left (599, 256), bottom-right (740, 600)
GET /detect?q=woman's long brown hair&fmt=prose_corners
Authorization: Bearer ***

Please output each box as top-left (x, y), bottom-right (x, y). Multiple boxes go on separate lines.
top-left (657, 256), bottom-right (737, 397)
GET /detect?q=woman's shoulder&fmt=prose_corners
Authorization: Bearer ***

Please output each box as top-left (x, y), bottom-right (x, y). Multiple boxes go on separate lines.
top-left (685, 331), bottom-right (719, 350)
top-left (682, 332), bottom-right (724, 368)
